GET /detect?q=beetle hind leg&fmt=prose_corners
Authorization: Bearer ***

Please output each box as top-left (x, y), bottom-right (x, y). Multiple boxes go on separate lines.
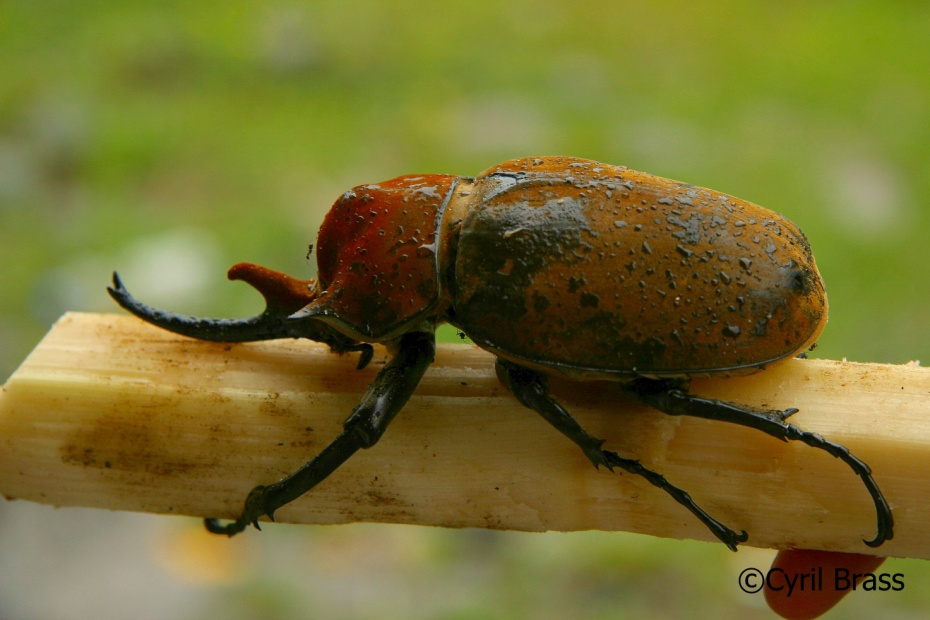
top-left (629, 378), bottom-right (894, 548)
top-left (496, 359), bottom-right (748, 551)
top-left (599, 451), bottom-right (749, 551)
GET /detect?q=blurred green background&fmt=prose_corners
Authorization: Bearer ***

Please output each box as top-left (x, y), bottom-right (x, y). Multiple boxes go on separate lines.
top-left (2, 1), bottom-right (929, 618)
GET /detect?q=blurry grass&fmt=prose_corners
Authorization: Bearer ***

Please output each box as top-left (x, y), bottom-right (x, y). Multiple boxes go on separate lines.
top-left (2, 1), bottom-right (930, 618)
top-left (2, 1), bottom-right (930, 375)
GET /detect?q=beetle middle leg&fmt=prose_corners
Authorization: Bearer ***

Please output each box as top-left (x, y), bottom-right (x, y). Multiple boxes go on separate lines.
top-left (495, 359), bottom-right (749, 551)
top-left (205, 330), bottom-right (436, 536)
top-left (629, 378), bottom-right (894, 547)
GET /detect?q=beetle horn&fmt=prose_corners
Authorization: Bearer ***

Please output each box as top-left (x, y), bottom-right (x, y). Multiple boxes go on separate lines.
top-left (107, 263), bottom-right (323, 343)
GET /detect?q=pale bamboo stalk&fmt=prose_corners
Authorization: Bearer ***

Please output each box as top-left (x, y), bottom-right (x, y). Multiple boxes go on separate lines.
top-left (0, 312), bottom-right (927, 558)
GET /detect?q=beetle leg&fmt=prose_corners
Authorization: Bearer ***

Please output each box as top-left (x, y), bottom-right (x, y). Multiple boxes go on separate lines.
top-left (629, 378), bottom-right (894, 548)
top-left (496, 359), bottom-right (749, 551)
top-left (204, 331), bottom-right (436, 536)
top-left (495, 360), bottom-right (608, 467)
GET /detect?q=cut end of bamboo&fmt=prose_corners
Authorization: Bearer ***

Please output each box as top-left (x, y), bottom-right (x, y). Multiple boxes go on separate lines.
top-left (1, 312), bottom-right (928, 558)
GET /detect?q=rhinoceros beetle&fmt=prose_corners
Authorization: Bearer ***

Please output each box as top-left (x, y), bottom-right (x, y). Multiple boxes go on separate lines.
top-left (109, 156), bottom-right (892, 550)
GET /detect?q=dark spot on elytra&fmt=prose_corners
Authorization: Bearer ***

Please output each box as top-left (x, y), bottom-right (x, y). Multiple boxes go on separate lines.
top-left (533, 293), bottom-right (550, 312)
top-left (580, 292), bottom-right (600, 308)
top-left (785, 264), bottom-right (811, 293)
top-left (568, 276), bottom-right (586, 293)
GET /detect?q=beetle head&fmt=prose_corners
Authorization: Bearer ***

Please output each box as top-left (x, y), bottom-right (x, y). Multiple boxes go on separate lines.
top-left (290, 174), bottom-right (459, 342)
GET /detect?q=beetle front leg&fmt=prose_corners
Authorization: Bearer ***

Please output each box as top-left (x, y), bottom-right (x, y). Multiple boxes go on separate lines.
top-left (205, 331), bottom-right (436, 536)
top-left (629, 378), bottom-right (894, 548)
top-left (496, 359), bottom-right (748, 551)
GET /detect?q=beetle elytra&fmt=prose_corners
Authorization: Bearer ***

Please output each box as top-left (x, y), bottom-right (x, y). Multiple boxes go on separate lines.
top-left (109, 156), bottom-right (892, 550)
